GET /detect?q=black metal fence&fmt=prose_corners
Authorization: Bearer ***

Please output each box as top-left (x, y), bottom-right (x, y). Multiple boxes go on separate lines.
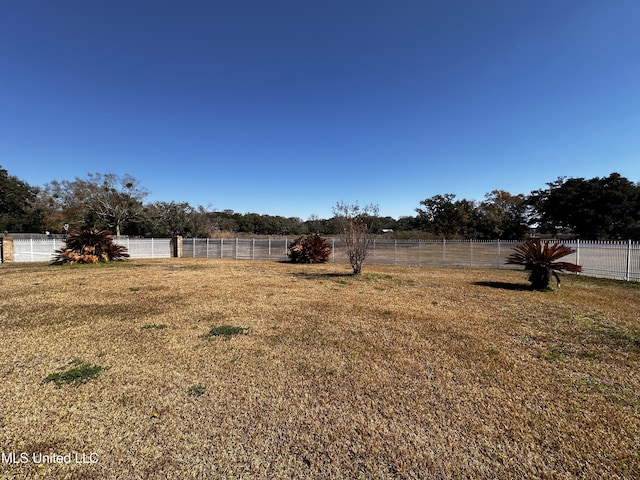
top-left (180, 238), bottom-right (640, 282)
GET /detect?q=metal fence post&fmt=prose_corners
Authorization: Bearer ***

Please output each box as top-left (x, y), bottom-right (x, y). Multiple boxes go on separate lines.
top-left (575, 239), bottom-right (580, 268)
top-left (332, 237), bottom-right (335, 263)
top-left (442, 239), bottom-right (446, 265)
top-left (394, 239), bottom-right (397, 266)
top-left (220, 238), bottom-right (224, 259)
top-left (372, 239), bottom-right (376, 264)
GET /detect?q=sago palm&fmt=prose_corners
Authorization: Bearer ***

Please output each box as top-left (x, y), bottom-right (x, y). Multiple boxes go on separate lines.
top-left (52, 227), bottom-right (129, 265)
top-left (506, 239), bottom-right (582, 289)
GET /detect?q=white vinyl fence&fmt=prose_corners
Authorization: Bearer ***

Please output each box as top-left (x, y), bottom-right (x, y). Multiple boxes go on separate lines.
top-left (8, 237), bottom-right (640, 282)
top-left (12, 238), bottom-right (171, 263)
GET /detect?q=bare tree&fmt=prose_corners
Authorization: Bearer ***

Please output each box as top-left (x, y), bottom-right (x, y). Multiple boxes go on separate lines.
top-left (333, 201), bottom-right (379, 275)
top-left (92, 174), bottom-right (148, 238)
top-left (41, 173), bottom-right (148, 237)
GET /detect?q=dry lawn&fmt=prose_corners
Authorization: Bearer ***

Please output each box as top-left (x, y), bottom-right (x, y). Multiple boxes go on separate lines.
top-left (0, 259), bottom-right (638, 479)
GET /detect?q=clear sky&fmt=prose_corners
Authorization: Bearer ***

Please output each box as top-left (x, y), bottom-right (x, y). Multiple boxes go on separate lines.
top-left (1, 1), bottom-right (639, 220)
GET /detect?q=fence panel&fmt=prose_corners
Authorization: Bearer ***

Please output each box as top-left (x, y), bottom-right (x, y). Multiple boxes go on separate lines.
top-left (252, 239), bottom-right (272, 260)
top-left (119, 238), bottom-right (171, 259)
top-left (566, 240), bottom-right (639, 282)
top-left (416, 241), bottom-right (448, 267)
top-left (13, 239), bottom-right (63, 263)
top-left (182, 238), bottom-right (211, 259)
top-left (8, 237), bottom-right (640, 283)
top-left (12, 238), bottom-right (170, 261)
top-left (442, 240), bottom-right (473, 268)
top-left (256, 238), bottom-right (288, 261)
top-left (631, 241), bottom-right (640, 282)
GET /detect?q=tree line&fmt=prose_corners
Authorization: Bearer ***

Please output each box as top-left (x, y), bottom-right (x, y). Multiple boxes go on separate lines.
top-left (1, 166), bottom-right (639, 240)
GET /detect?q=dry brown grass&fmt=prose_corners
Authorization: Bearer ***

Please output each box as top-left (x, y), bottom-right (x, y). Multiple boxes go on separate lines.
top-left (0, 259), bottom-right (638, 479)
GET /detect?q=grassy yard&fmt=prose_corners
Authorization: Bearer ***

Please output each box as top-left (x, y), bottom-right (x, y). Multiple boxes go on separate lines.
top-left (0, 259), bottom-right (638, 479)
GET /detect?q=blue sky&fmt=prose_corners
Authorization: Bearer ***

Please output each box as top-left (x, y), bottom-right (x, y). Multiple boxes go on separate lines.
top-left (1, 1), bottom-right (639, 220)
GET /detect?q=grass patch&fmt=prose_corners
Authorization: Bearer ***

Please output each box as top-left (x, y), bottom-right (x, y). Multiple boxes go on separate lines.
top-left (141, 323), bottom-right (168, 330)
top-left (540, 346), bottom-right (569, 363)
top-left (1, 259), bottom-right (638, 478)
top-left (187, 384), bottom-right (206, 397)
top-left (42, 360), bottom-right (105, 387)
top-left (204, 324), bottom-right (247, 339)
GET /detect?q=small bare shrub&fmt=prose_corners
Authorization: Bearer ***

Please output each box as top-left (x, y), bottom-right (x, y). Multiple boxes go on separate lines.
top-left (333, 201), bottom-right (379, 275)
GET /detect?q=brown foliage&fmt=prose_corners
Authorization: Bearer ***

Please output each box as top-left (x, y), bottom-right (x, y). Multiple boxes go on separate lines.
top-left (288, 234), bottom-right (331, 263)
top-left (51, 227), bottom-right (129, 265)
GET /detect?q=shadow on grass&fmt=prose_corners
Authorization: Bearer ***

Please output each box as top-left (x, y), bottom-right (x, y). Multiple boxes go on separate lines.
top-left (290, 272), bottom-right (355, 280)
top-left (472, 281), bottom-right (533, 291)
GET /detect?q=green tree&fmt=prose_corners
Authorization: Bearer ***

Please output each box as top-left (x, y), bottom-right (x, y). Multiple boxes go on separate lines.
top-left (303, 216), bottom-right (343, 235)
top-left (395, 215), bottom-right (419, 233)
top-left (144, 201), bottom-right (195, 237)
top-left (0, 166), bottom-right (44, 233)
top-left (208, 210), bottom-right (240, 234)
top-left (530, 173), bottom-right (640, 239)
top-left (415, 194), bottom-right (459, 237)
top-left (478, 190), bottom-right (529, 239)
top-left (416, 194), bottom-right (485, 238)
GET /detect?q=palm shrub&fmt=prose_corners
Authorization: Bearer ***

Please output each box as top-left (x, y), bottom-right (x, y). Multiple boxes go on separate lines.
top-left (506, 239), bottom-right (582, 289)
top-left (288, 233), bottom-right (332, 264)
top-left (51, 227), bottom-right (129, 265)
